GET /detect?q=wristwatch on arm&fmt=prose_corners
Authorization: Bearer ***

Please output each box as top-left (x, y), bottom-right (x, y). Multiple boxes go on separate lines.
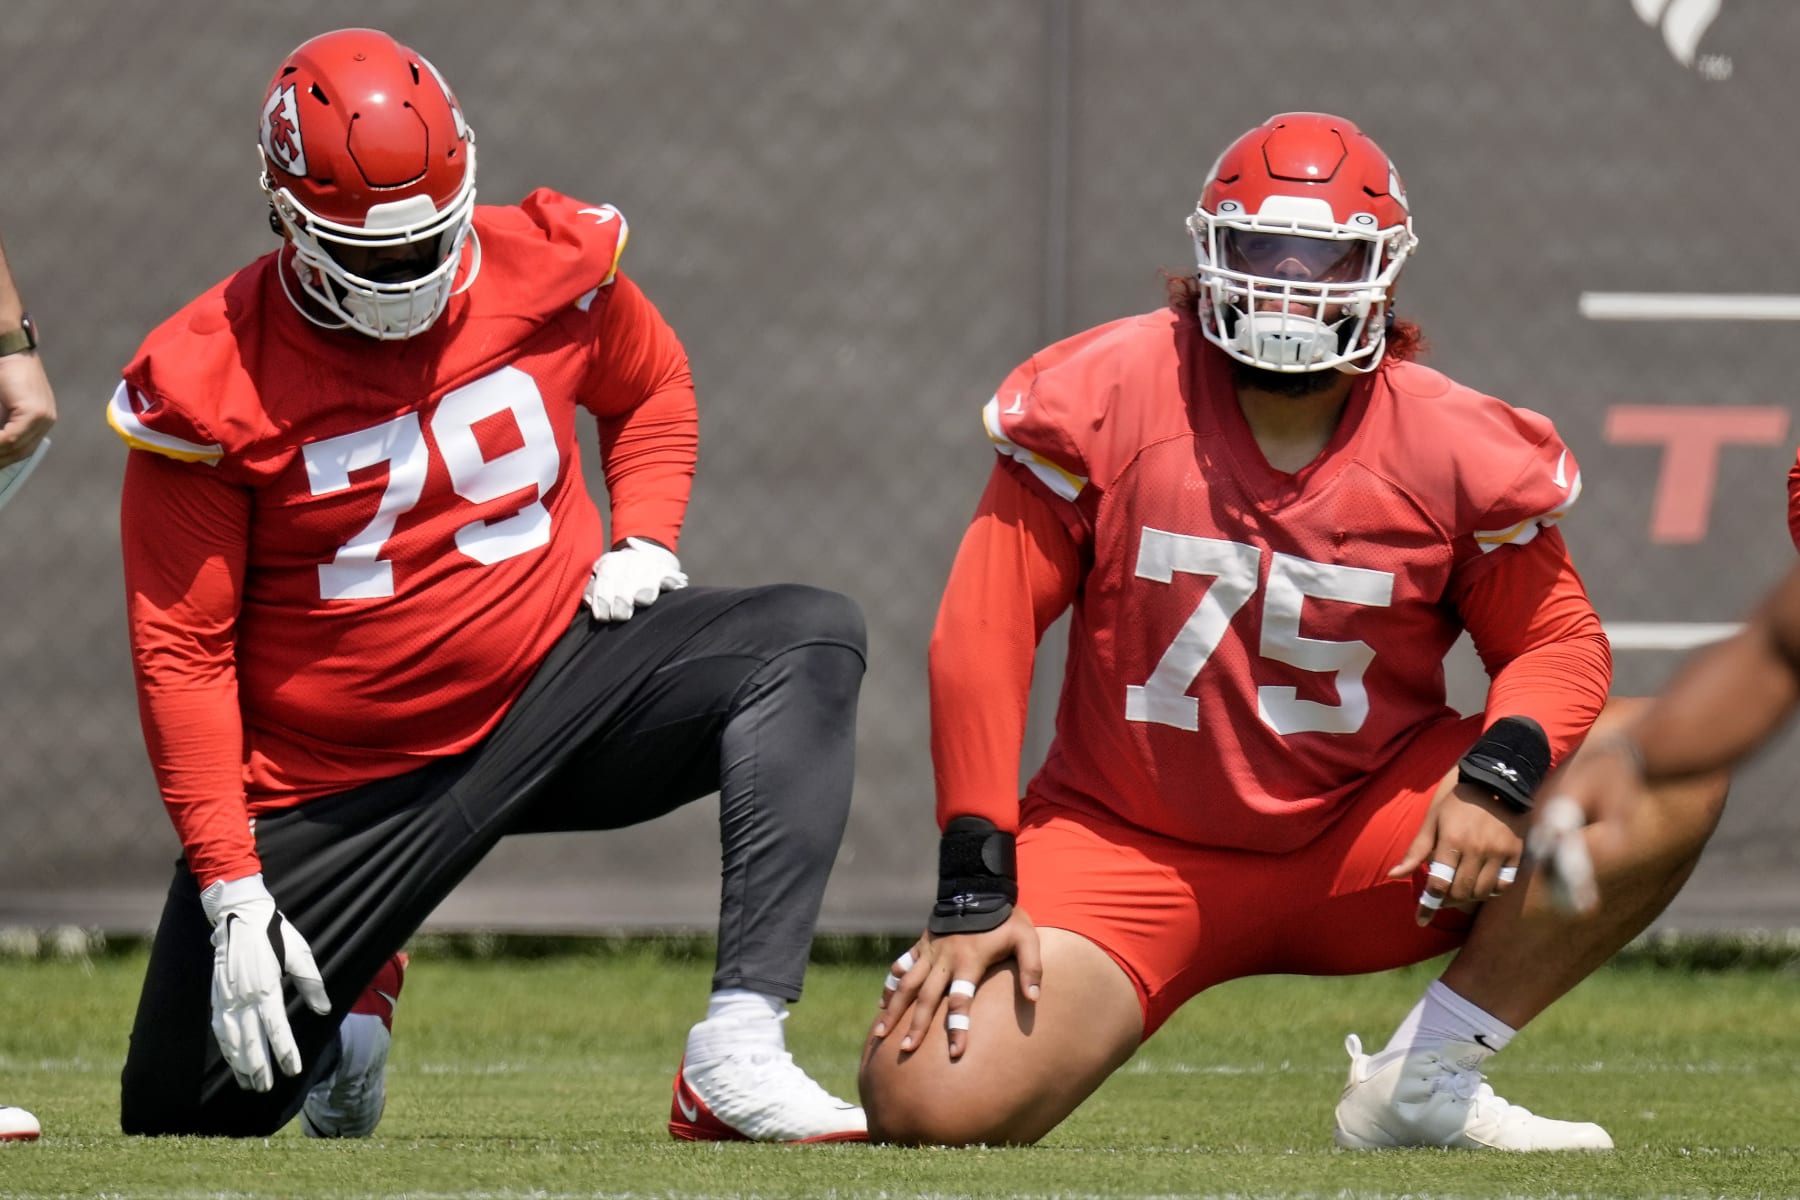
top-left (0, 313), bottom-right (39, 357)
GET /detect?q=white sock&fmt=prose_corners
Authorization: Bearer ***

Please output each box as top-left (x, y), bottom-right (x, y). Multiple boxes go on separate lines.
top-left (687, 990), bottom-right (789, 1067)
top-left (703, 988), bottom-right (785, 1025)
top-left (1380, 980), bottom-right (1516, 1062)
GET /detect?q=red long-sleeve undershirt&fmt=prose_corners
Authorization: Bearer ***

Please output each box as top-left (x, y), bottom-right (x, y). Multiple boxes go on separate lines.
top-left (122, 451), bottom-right (256, 886)
top-left (929, 460), bottom-right (1612, 832)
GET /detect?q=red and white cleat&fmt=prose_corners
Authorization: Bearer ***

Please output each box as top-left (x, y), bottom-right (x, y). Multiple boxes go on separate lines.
top-left (302, 952), bottom-right (407, 1139)
top-left (669, 1014), bottom-right (865, 1143)
top-left (0, 1105), bottom-right (40, 1143)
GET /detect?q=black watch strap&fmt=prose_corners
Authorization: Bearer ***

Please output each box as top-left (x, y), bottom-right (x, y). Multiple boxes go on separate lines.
top-left (0, 313), bottom-right (38, 358)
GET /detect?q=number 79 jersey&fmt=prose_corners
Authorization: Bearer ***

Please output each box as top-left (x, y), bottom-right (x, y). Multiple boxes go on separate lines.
top-left (109, 190), bottom-right (693, 802)
top-left (987, 311), bottom-right (1582, 851)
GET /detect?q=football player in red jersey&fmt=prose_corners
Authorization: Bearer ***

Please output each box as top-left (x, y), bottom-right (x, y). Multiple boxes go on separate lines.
top-left (111, 28), bottom-right (866, 1144)
top-left (860, 113), bottom-right (1728, 1150)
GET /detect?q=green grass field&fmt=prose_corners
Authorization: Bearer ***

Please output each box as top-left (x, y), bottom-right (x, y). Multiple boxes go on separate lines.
top-left (2, 940), bottom-right (1798, 1198)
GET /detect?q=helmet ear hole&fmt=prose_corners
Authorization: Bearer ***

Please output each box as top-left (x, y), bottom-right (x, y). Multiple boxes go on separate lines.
top-left (268, 205), bottom-right (284, 237)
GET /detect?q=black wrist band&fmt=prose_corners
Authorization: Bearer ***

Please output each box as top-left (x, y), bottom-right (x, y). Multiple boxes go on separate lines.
top-left (928, 816), bottom-right (1018, 934)
top-left (1457, 715), bottom-right (1551, 813)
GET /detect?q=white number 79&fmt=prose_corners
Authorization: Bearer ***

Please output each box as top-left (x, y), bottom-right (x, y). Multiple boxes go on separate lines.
top-left (301, 366), bottom-right (559, 600)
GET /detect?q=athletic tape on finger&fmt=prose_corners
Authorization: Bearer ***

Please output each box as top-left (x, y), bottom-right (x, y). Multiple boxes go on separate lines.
top-left (895, 950), bottom-right (916, 972)
top-left (1417, 890), bottom-right (1445, 911)
top-left (1497, 866), bottom-right (1519, 885)
top-left (946, 1014), bottom-right (971, 1031)
top-left (948, 979), bottom-right (977, 999)
top-left (1427, 861), bottom-right (1456, 883)
top-left (883, 973), bottom-right (900, 992)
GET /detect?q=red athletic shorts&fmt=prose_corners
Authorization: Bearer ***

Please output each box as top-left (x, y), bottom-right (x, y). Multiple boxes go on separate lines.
top-left (1017, 714), bottom-right (1482, 1038)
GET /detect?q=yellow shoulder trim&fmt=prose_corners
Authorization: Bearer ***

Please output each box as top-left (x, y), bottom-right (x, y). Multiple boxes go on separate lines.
top-left (603, 210), bottom-right (630, 287)
top-left (1474, 472), bottom-right (1583, 552)
top-left (106, 382), bottom-right (223, 465)
top-left (982, 395), bottom-right (1085, 502)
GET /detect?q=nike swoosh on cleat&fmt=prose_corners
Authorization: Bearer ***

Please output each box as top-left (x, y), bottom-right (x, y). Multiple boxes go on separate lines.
top-left (1473, 1033), bottom-right (1497, 1051)
top-left (676, 1087), bottom-right (699, 1123)
top-left (374, 990), bottom-right (399, 1008)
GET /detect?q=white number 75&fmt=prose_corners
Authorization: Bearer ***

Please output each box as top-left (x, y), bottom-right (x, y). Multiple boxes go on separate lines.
top-left (1124, 527), bottom-right (1394, 736)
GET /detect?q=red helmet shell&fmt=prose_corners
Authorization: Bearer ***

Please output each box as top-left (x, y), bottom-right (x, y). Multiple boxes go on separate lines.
top-left (259, 28), bottom-right (471, 229)
top-left (1201, 112), bottom-right (1408, 230)
top-left (1188, 113), bottom-right (1416, 373)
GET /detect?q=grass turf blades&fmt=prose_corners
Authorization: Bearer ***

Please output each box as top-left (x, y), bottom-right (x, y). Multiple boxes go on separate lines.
top-left (1, 946), bottom-right (1797, 1197)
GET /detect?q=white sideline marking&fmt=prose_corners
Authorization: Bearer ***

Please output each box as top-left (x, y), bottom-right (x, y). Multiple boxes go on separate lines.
top-left (0, 1055), bottom-right (100, 1073)
top-left (1124, 1058), bottom-right (1742, 1075)
top-left (1604, 621), bottom-right (1742, 651)
top-left (1, 1053), bottom-right (1743, 1081)
top-left (1580, 292), bottom-right (1800, 321)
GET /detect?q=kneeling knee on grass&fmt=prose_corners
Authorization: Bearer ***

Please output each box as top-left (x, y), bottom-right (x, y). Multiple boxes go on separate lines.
top-left (859, 931), bottom-right (1142, 1146)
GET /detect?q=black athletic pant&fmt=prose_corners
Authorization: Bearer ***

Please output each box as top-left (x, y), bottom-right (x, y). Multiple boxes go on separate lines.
top-left (120, 584), bottom-right (865, 1136)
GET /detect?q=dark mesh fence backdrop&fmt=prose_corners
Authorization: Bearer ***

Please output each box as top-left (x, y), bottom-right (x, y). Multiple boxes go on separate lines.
top-left (1, 1), bottom-right (1793, 933)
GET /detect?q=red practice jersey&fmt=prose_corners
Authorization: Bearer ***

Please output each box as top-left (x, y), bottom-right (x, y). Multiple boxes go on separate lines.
top-left (112, 190), bottom-right (696, 884)
top-left (933, 309), bottom-right (1606, 852)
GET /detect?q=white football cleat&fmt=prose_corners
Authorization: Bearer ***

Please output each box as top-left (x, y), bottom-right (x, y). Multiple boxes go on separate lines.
top-left (1334, 1034), bottom-right (1612, 1151)
top-left (0, 1104), bottom-right (40, 1143)
top-left (669, 1012), bottom-right (866, 1143)
top-left (302, 953), bottom-right (405, 1138)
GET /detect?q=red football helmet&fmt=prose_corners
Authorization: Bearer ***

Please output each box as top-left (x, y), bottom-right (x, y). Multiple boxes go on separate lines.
top-left (258, 28), bottom-right (479, 340)
top-left (1187, 112), bottom-right (1416, 373)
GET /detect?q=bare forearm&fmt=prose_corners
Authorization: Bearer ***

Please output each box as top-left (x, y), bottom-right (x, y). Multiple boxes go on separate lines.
top-left (1628, 566), bottom-right (1800, 780)
top-left (0, 233), bottom-right (22, 324)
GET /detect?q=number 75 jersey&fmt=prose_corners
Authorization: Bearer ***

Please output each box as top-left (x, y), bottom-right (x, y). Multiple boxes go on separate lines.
top-left (986, 311), bottom-right (1583, 851)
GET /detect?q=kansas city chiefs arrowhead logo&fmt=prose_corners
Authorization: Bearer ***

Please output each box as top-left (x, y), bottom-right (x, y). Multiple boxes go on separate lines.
top-left (1387, 162), bottom-right (1409, 212)
top-left (418, 55), bottom-right (468, 141)
top-left (261, 84), bottom-right (307, 176)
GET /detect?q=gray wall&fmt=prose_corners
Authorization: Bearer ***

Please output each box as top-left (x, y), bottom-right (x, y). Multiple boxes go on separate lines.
top-left (1, 1), bottom-right (1794, 933)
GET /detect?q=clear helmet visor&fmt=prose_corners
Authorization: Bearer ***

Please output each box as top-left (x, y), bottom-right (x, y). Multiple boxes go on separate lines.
top-left (1189, 208), bottom-right (1411, 374)
top-left (1220, 230), bottom-right (1371, 285)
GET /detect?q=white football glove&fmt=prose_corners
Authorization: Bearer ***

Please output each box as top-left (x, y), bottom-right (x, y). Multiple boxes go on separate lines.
top-left (199, 873), bottom-right (332, 1093)
top-left (583, 536), bottom-right (688, 622)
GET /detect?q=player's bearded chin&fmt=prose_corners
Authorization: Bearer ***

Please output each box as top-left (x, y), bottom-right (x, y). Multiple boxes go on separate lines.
top-left (1230, 361), bottom-right (1345, 398)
